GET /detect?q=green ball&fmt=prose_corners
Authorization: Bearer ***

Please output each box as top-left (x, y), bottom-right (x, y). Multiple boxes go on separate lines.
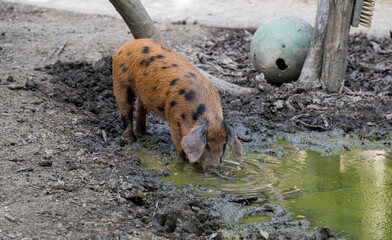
top-left (251, 16), bottom-right (313, 85)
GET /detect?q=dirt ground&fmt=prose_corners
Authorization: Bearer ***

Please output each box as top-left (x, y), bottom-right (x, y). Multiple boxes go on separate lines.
top-left (0, 1), bottom-right (391, 239)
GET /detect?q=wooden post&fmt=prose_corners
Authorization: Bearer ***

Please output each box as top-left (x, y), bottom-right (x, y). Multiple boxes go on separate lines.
top-left (108, 0), bottom-right (256, 96)
top-left (321, 0), bottom-right (354, 93)
top-left (297, 0), bottom-right (330, 89)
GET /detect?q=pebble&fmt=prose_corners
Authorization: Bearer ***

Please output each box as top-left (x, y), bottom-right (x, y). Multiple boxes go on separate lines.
top-left (16, 167), bottom-right (34, 173)
top-left (25, 79), bottom-right (36, 89)
top-left (66, 162), bottom-right (78, 171)
top-left (5, 233), bottom-right (16, 239)
top-left (9, 83), bottom-right (23, 90)
top-left (76, 149), bottom-right (85, 156)
top-left (7, 75), bottom-right (14, 82)
top-left (273, 100), bottom-right (284, 110)
top-left (159, 169), bottom-right (170, 177)
top-left (44, 149), bottom-right (55, 155)
top-left (75, 132), bottom-right (85, 137)
top-left (5, 213), bottom-right (16, 222)
top-left (38, 160), bottom-right (53, 167)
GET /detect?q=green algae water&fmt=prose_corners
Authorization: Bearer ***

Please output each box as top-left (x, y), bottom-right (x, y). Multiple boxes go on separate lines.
top-left (137, 139), bottom-right (392, 239)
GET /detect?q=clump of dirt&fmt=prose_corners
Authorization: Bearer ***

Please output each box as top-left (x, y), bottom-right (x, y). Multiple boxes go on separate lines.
top-left (48, 57), bottom-right (122, 142)
top-left (107, 157), bottom-right (223, 239)
top-left (47, 57), bottom-right (173, 154)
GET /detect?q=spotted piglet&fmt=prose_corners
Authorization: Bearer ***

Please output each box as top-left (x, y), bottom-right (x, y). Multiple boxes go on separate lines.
top-left (112, 39), bottom-right (242, 171)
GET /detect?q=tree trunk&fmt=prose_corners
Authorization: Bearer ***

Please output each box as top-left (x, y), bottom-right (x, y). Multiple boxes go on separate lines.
top-left (108, 0), bottom-right (162, 40)
top-left (321, 0), bottom-right (354, 93)
top-left (109, 0), bottom-right (256, 96)
top-left (297, 0), bottom-right (330, 89)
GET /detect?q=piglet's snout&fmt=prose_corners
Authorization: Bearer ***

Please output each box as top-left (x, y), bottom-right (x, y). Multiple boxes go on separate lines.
top-left (202, 160), bottom-right (222, 172)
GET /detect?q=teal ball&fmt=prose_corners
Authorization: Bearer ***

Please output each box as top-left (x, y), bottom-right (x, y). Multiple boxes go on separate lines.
top-left (251, 16), bottom-right (313, 85)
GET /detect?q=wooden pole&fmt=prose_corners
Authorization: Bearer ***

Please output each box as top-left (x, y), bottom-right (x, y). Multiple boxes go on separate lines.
top-left (297, 0), bottom-right (330, 89)
top-left (321, 0), bottom-right (354, 93)
top-left (109, 0), bottom-right (256, 96)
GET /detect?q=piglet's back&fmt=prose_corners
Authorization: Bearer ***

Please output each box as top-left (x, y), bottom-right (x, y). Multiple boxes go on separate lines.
top-left (113, 39), bottom-right (222, 123)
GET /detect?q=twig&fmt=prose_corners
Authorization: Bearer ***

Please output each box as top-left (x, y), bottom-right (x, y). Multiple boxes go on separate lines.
top-left (53, 41), bottom-right (67, 55)
top-left (16, 167), bottom-right (34, 173)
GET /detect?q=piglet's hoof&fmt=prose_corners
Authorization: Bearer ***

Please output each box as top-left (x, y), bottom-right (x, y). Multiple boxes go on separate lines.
top-left (123, 130), bottom-right (136, 143)
top-left (135, 130), bottom-right (151, 137)
top-left (135, 127), bottom-right (147, 136)
top-left (176, 153), bottom-right (186, 162)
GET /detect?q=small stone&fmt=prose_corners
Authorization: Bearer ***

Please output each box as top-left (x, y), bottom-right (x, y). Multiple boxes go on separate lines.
top-left (5, 233), bottom-right (16, 239)
top-left (159, 169), bottom-right (170, 177)
top-left (1, 32), bottom-right (5, 36)
top-left (44, 149), bottom-right (55, 155)
top-left (38, 160), bottom-right (53, 167)
top-left (299, 219), bottom-right (311, 228)
top-left (66, 161), bottom-right (78, 171)
top-left (259, 230), bottom-right (269, 240)
top-left (16, 167), bottom-right (34, 173)
top-left (5, 213), bottom-right (16, 222)
top-left (7, 76), bottom-right (14, 82)
top-left (191, 206), bottom-right (201, 212)
top-left (76, 149), bottom-right (85, 156)
top-left (9, 83), bottom-right (23, 90)
top-left (273, 100), bottom-right (284, 110)
top-left (75, 132), bottom-right (85, 137)
top-left (25, 79), bottom-right (36, 89)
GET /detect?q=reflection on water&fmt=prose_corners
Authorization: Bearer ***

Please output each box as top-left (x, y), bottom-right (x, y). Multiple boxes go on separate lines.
top-left (137, 142), bottom-right (392, 239)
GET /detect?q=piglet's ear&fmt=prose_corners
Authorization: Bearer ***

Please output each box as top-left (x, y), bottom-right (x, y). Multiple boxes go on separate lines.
top-left (224, 123), bottom-right (243, 163)
top-left (181, 123), bottom-right (209, 163)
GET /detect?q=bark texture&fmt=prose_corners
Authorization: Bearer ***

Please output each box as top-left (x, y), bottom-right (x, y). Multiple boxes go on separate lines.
top-left (109, 0), bottom-right (256, 96)
top-left (109, 0), bottom-right (162, 40)
top-left (297, 0), bottom-right (330, 89)
top-left (321, 0), bottom-right (354, 93)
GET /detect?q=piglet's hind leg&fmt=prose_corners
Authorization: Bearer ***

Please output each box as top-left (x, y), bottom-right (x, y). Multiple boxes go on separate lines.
top-left (115, 85), bottom-right (136, 142)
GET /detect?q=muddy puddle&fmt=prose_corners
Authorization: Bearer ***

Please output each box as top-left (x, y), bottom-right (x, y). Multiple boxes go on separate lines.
top-left (137, 137), bottom-right (392, 239)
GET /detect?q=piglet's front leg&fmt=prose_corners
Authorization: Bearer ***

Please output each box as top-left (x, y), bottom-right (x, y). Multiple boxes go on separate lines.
top-left (135, 98), bottom-right (147, 135)
top-left (169, 121), bottom-right (186, 161)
